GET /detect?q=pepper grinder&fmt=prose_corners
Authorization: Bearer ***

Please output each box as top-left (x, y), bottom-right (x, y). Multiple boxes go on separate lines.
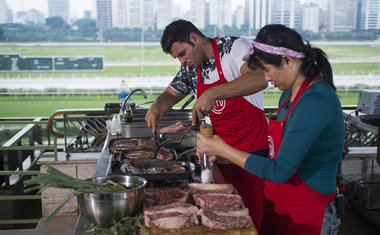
top-left (199, 117), bottom-right (214, 183)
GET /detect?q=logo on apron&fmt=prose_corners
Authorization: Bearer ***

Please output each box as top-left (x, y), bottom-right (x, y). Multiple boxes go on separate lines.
top-left (268, 136), bottom-right (275, 158)
top-left (212, 99), bottom-right (226, 114)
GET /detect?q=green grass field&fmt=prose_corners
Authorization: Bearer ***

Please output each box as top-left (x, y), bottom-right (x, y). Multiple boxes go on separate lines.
top-left (0, 44), bottom-right (379, 77)
top-left (0, 44), bottom-right (373, 117)
top-left (0, 91), bottom-right (358, 117)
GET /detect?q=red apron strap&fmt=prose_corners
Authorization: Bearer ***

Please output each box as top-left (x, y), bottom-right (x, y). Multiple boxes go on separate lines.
top-left (277, 93), bottom-right (291, 114)
top-left (210, 38), bottom-right (225, 78)
top-left (282, 78), bottom-right (311, 123)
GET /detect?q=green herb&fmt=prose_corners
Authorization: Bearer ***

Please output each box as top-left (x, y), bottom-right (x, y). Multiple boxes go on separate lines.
top-left (81, 213), bottom-right (143, 235)
top-left (24, 165), bottom-right (128, 221)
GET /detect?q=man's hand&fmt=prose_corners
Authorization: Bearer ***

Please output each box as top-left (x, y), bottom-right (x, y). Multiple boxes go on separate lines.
top-left (191, 88), bottom-right (215, 125)
top-left (145, 103), bottom-right (163, 133)
top-left (145, 87), bottom-right (187, 133)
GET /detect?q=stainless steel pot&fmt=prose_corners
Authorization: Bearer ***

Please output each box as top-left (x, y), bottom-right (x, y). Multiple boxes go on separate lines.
top-left (77, 175), bottom-right (147, 225)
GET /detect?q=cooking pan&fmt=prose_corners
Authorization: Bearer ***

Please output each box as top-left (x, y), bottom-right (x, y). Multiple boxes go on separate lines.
top-left (120, 160), bottom-right (195, 181)
top-left (116, 148), bottom-right (178, 162)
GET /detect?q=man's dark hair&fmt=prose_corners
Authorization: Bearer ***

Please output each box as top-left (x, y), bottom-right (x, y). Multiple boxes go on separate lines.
top-left (160, 20), bottom-right (206, 54)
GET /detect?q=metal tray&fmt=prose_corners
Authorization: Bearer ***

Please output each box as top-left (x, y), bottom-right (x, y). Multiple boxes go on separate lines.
top-left (120, 161), bottom-right (195, 181)
top-left (117, 147), bottom-right (178, 162)
top-left (107, 137), bottom-right (157, 150)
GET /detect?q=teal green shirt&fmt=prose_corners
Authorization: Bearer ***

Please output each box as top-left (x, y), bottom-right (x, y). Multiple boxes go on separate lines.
top-left (245, 81), bottom-right (344, 195)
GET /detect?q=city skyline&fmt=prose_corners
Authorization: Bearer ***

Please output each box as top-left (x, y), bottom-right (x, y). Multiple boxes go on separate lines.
top-left (5, 0), bottom-right (246, 20)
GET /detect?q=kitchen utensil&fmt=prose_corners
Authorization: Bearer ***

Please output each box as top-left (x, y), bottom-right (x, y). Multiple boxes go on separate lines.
top-left (77, 175), bottom-right (147, 225)
top-left (199, 118), bottom-right (214, 183)
top-left (160, 124), bottom-right (193, 146)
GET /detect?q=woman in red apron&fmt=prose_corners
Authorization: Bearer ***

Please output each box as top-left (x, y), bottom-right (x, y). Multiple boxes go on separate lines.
top-left (197, 38), bottom-right (268, 232)
top-left (197, 25), bottom-right (344, 235)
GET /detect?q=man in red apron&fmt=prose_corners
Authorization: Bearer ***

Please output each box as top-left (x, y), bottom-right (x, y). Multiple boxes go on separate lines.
top-left (145, 20), bottom-right (268, 232)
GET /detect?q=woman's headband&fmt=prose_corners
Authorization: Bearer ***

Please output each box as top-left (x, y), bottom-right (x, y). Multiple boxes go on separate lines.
top-left (248, 41), bottom-right (306, 59)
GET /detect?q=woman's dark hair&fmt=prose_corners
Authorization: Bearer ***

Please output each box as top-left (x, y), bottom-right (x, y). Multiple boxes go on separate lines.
top-left (247, 24), bottom-right (335, 91)
top-left (161, 20), bottom-right (206, 54)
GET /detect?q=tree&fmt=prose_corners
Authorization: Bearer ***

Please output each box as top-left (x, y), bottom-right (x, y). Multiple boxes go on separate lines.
top-left (45, 16), bottom-right (70, 32)
top-left (73, 18), bottom-right (97, 39)
top-left (0, 27), bottom-right (4, 41)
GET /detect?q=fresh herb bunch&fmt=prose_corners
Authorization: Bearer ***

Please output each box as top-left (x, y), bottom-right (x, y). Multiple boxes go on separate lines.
top-left (24, 165), bottom-right (127, 221)
top-left (81, 213), bottom-right (143, 235)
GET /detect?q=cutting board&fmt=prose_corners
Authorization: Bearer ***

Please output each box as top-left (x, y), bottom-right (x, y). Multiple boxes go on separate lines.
top-left (141, 224), bottom-right (258, 235)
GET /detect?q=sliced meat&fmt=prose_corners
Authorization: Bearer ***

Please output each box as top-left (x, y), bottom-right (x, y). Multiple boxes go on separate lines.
top-left (109, 139), bottom-right (139, 153)
top-left (198, 207), bottom-right (253, 229)
top-left (188, 183), bottom-right (234, 194)
top-left (138, 138), bottom-right (156, 149)
top-left (145, 167), bottom-right (168, 174)
top-left (124, 161), bottom-right (145, 174)
top-left (123, 150), bottom-right (155, 161)
top-left (145, 187), bottom-right (189, 207)
top-left (157, 121), bottom-right (189, 134)
top-left (193, 193), bottom-right (242, 209)
top-left (144, 202), bottom-right (199, 229)
top-left (156, 147), bottom-right (174, 161)
top-left (170, 166), bottom-right (186, 173)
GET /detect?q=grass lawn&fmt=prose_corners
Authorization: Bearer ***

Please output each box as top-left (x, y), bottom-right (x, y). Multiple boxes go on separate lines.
top-left (0, 91), bottom-right (358, 117)
top-left (0, 44), bottom-right (379, 77)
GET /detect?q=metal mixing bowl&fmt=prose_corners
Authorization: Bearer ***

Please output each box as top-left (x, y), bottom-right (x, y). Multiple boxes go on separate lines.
top-left (77, 175), bottom-right (147, 225)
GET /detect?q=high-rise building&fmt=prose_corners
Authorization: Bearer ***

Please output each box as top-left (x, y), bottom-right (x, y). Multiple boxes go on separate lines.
top-left (112, 0), bottom-right (127, 28)
top-left (84, 11), bottom-right (92, 19)
top-left (233, 5), bottom-right (245, 29)
top-left (48, 0), bottom-right (69, 23)
top-left (209, 0), bottom-right (233, 27)
top-left (14, 9), bottom-right (44, 24)
top-left (272, 0), bottom-right (302, 29)
top-left (245, 0), bottom-right (274, 30)
top-left (190, 0), bottom-right (206, 29)
top-left (110, 0), bottom-right (154, 30)
top-left (328, 0), bottom-right (358, 32)
top-left (302, 3), bottom-right (320, 32)
top-left (96, 0), bottom-right (112, 29)
top-left (357, 0), bottom-right (380, 30)
top-left (0, 0), bottom-right (9, 23)
top-left (156, 0), bottom-right (173, 30)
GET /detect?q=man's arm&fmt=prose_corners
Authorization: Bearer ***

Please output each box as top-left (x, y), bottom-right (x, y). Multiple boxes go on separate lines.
top-left (145, 86), bottom-right (187, 132)
top-left (192, 62), bottom-right (267, 124)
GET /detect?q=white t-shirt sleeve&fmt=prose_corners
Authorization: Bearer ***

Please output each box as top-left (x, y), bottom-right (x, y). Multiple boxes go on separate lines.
top-left (231, 38), bottom-right (250, 75)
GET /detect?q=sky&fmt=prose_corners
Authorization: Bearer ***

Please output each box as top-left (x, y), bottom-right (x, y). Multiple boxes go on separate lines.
top-left (5, 0), bottom-right (245, 19)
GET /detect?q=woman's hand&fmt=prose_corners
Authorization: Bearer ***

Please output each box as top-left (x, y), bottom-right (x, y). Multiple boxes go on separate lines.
top-left (196, 133), bottom-right (227, 156)
top-left (196, 132), bottom-right (251, 169)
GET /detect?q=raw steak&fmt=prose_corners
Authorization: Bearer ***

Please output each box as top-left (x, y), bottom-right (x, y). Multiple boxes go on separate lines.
top-left (156, 147), bottom-right (174, 161)
top-left (124, 161), bottom-right (145, 174)
top-left (198, 207), bottom-right (253, 229)
top-left (123, 150), bottom-right (155, 161)
top-left (188, 183), bottom-right (234, 194)
top-left (144, 202), bottom-right (199, 229)
top-left (138, 138), bottom-right (156, 149)
top-left (193, 193), bottom-right (242, 209)
top-left (157, 121), bottom-right (189, 133)
top-left (109, 139), bottom-right (139, 152)
top-left (145, 187), bottom-right (189, 207)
